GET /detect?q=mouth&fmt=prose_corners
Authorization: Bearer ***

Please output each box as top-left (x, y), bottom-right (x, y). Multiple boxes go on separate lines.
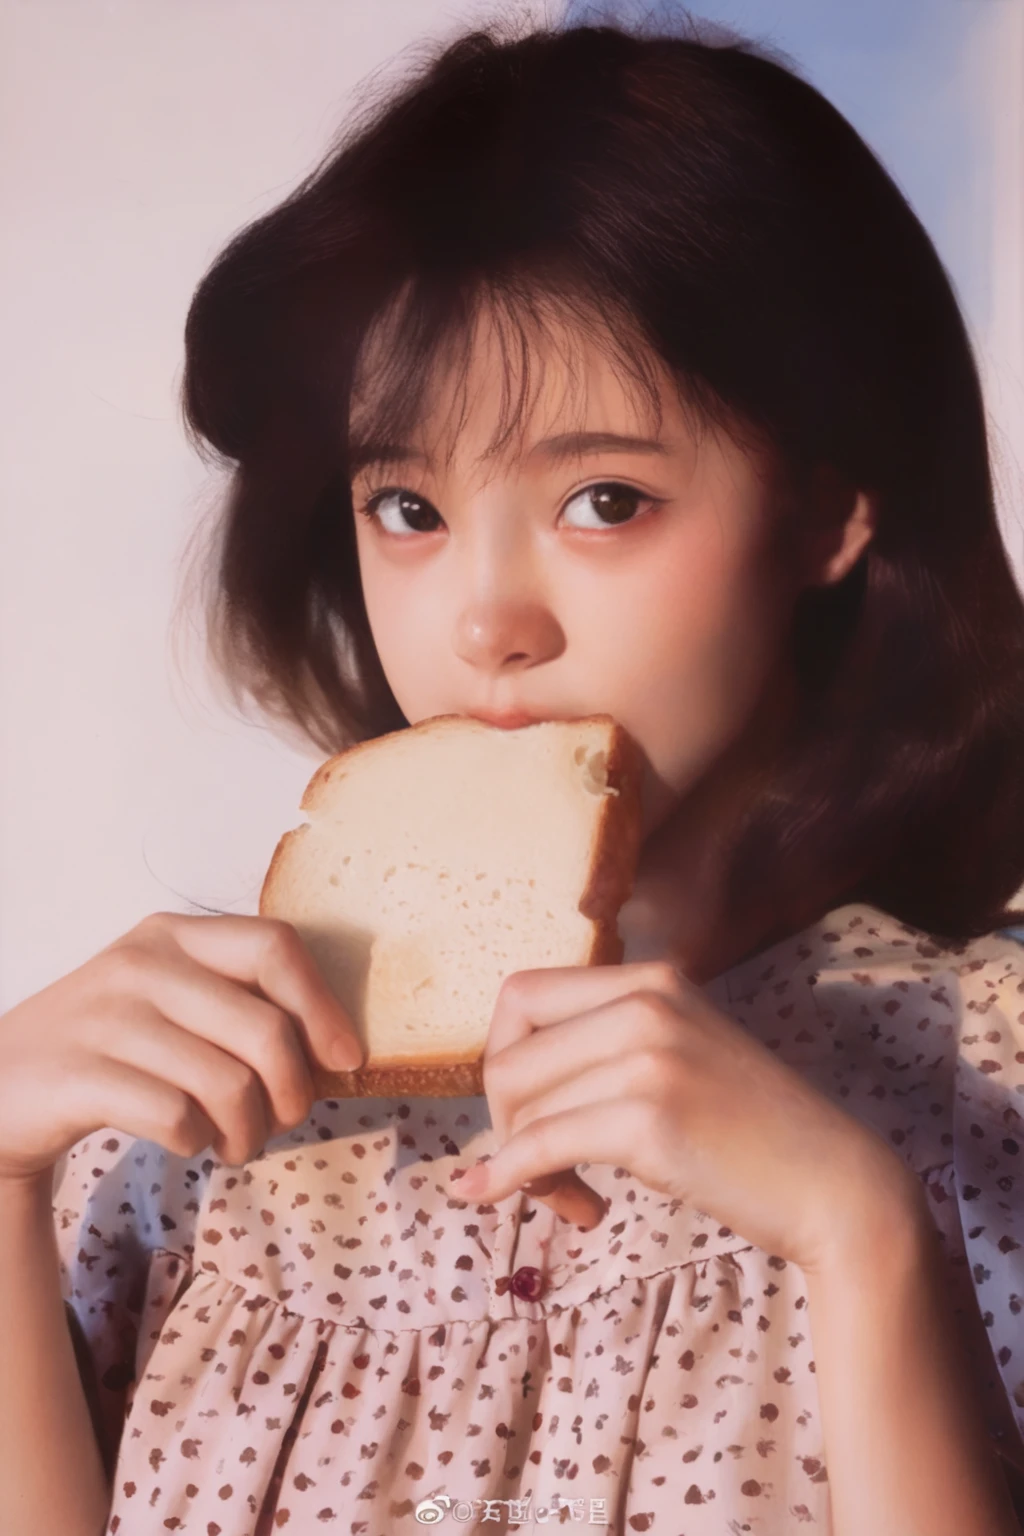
top-left (465, 708), bottom-right (550, 730)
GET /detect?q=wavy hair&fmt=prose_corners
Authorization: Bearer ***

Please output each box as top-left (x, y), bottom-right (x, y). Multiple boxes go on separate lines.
top-left (175, 13), bottom-right (1024, 945)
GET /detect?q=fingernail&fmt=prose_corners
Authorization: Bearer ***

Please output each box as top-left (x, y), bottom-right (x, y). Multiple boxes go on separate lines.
top-left (458, 1164), bottom-right (488, 1194)
top-left (330, 1039), bottom-right (361, 1070)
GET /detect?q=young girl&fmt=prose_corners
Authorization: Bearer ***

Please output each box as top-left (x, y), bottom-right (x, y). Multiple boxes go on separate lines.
top-left (3, 14), bottom-right (1024, 1536)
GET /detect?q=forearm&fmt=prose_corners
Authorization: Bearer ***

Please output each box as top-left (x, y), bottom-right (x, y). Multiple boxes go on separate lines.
top-left (0, 1174), bottom-right (112, 1536)
top-left (805, 1180), bottom-right (1020, 1536)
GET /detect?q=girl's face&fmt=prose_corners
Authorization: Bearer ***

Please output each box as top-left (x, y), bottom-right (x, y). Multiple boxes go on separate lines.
top-left (349, 304), bottom-right (865, 844)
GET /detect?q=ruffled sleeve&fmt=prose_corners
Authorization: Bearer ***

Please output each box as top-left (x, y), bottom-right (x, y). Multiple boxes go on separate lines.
top-left (51, 1128), bottom-right (211, 1479)
top-left (951, 934), bottom-right (1024, 1481)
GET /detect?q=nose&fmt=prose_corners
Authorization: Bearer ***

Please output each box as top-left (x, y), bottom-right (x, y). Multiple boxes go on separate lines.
top-left (451, 510), bottom-right (564, 675)
top-left (454, 597), bottom-right (564, 674)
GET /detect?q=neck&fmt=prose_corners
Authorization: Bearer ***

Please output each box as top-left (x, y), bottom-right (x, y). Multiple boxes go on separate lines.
top-left (617, 774), bottom-right (760, 987)
top-left (617, 672), bottom-right (804, 986)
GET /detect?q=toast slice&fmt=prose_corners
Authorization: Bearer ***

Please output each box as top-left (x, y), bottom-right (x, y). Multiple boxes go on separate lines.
top-left (259, 713), bottom-right (645, 1097)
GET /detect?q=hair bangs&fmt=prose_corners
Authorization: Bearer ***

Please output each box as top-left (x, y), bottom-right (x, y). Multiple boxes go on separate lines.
top-left (175, 17), bottom-right (1024, 941)
top-left (346, 267), bottom-right (726, 483)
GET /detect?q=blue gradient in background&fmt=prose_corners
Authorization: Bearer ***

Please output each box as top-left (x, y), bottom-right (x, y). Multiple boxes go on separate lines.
top-left (560, 1), bottom-right (1024, 939)
top-left (559, 1), bottom-right (993, 342)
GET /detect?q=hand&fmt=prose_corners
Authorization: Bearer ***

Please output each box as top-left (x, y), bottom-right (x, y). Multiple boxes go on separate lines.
top-left (451, 959), bottom-right (917, 1273)
top-left (0, 912), bottom-right (364, 1186)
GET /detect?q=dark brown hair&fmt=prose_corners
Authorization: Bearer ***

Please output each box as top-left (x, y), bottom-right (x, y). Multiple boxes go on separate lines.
top-left (175, 12), bottom-right (1024, 946)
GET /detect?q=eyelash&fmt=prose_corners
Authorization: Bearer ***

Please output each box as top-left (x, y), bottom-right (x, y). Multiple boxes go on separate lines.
top-left (355, 480), bottom-right (664, 536)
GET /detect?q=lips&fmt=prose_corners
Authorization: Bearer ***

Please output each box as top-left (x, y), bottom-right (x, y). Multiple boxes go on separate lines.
top-left (467, 709), bottom-right (545, 729)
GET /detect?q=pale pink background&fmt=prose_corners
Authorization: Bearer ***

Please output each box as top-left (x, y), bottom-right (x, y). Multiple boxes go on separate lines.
top-left (1, 0), bottom-right (1022, 1010)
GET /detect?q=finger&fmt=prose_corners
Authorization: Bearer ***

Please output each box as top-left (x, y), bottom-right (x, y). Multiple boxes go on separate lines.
top-left (97, 943), bottom-right (318, 1133)
top-left (485, 960), bottom-right (685, 1067)
top-left (486, 998), bottom-right (669, 1144)
top-left (458, 1101), bottom-right (638, 1209)
top-left (456, 1158), bottom-right (606, 1230)
top-left (69, 1055), bottom-right (224, 1163)
top-left (504, 1053), bottom-right (664, 1144)
top-left (501, 1058), bottom-right (661, 1228)
top-left (98, 997), bottom-right (307, 1162)
top-left (127, 913), bottom-right (363, 1072)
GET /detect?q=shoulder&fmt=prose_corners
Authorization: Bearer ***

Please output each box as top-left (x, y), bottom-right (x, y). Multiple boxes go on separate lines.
top-left (721, 901), bottom-right (1023, 1177)
top-left (53, 1127), bottom-right (215, 1268)
top-left (946, 925), bottom-right (1024, 1084)
top-left (726, 898), bottom-right (1024, 1048)
top-left (52, 1129), bottom-right (217, 1477)
top-left (927, 925), bottom-right (1024, 1474)
top-left (761, 905), bottom-right (1024, 1464)
top-left (732, 903), bottom-right (1024, 1463)
top-left (801, 900), bottom-right (1024, 1087)
top-left (936, 924), bottom-right (1024, 1304)
top-left (721, 899), bottom-right (978, 1072)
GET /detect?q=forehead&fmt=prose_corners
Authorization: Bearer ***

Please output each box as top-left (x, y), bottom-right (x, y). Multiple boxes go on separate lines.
top-left (347, 287), bottom-right (687, 475)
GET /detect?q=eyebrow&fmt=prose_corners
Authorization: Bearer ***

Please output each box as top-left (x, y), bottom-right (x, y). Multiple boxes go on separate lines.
top-left (347, 430), bottom-right (670, 475)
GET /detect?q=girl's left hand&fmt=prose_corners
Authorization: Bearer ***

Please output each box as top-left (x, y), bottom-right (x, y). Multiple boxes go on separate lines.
top-left (450, 960), bottom-right (921, 1275)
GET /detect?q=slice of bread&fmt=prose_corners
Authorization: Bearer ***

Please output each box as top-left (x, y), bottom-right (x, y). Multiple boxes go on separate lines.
top-left (259, 713), bottom-right (645, 1098)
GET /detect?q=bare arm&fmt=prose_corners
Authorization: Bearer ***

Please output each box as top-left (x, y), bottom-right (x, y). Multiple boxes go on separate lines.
top-left (0, 1174), bottom-right (111, 1536)
top-left (805, 1179), bottom-right (1022, 1536)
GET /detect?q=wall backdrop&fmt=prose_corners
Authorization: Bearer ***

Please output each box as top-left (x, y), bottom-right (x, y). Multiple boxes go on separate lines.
top-left (2, 0), bottom-right (1022, 1008)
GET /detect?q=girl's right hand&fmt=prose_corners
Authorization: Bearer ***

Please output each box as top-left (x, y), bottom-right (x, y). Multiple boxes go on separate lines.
top-left (0, 912), bottom-right (364, 1187)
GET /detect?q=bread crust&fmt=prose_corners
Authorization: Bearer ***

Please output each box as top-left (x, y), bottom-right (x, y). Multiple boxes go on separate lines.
top-left (260, 715), bottom-right (645, 1098)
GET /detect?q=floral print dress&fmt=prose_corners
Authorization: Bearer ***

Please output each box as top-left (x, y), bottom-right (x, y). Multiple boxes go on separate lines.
top-left (51, 901), bottom-right (1024, 1534)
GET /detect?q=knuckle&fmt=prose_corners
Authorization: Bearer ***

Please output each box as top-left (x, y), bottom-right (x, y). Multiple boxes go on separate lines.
top-left (497, 970), bottom-right (528, 1005)
top-left (129, 914), bottom-right (182, 961)
top-left (521, 1114), bottom-right (554, 1163)
top-left (219, 1058), bottom-right (261, 1106)
top-left (249, 1004), bottom-right (295, 1056)
top-left (265, 918), bottom-right (302, 960)
top-left (634, 986), bottom-right (678, 1025)
top-left (134, 911), bottom-right (173, 937)
top-left (628, 1044), bottom-right (673, 1090)
top-left (98, 942), bottom-right (151, 991)
top-left (505, 1097), bottom-right (529, 1139)
top-left (250, 1008), bottom-right (313, 1105)
top-left (482, 1043), bottom-right (510, 1084)
top-left (648, 960), bottom-right (687, 997)
top-left (162, 1093), bottom-right (206, 1156)
top-left (482, 1049), bottom-right (516, 1109)
top-left (213, 1065), bottom-right (267, 1160)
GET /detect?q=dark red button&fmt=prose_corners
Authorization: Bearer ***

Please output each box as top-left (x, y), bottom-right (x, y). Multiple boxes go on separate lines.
top-left (510, 1265), bottom-right (545, 1302)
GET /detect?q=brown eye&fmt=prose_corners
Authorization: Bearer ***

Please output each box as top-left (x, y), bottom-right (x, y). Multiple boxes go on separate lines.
top-left (359, 488), bottom-right (443, 535)
top-left (357, 480), bottom-right (659, 536)
top-left (561, 483), bottom-right (655, 530)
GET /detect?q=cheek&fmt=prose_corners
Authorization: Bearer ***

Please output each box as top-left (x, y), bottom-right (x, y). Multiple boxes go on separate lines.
top-left (594, 515), bottom-right (787, 691)
top-left (353, 540), bottom-right (427, 686)
top-left (361, 575), bottom-right (441, 702)
top-left (578, 513), bottom-right (792, 784)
